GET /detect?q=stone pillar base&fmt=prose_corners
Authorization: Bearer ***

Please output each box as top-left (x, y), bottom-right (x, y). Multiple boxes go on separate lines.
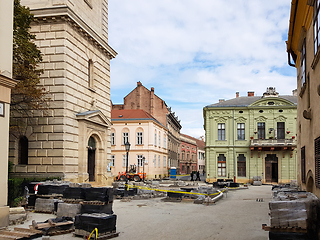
top-left (0, 206), bottom-right (9, 228)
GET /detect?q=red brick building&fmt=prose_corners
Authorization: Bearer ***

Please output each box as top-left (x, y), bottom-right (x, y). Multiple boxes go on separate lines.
top-left (180, 134), bottom-right (197, 174)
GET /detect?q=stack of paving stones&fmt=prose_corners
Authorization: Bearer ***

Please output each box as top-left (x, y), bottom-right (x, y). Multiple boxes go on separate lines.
top-left (252, 176), bottom-right (262, 186)
top-left (30, 181), bottom-right (117, 236)
top-left (268, 188), bottom-right (320, 240)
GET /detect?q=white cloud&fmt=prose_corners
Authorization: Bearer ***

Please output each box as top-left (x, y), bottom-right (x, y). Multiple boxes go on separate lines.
top-left (109, 0), bottom-right (296, 137)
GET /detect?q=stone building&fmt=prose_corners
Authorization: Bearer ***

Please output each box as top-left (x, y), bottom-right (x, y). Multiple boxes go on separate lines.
top-left (287, 0), bottom-right (320, 196)
top-left (203, 88), bottom-right (297, 184)
top-left (0, 0), bottom-right (17, 227)
top-left (179, 134), bottom-right (197, 174)
top-left (113, 81), bottom-right (182, 173)
top-left (9, 0), bottom-right (117, 184)
top-left (111, 109), bottom-right (169, 179)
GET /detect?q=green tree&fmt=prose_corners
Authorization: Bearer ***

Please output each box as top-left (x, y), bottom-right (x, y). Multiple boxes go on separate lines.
top-left (10, 0), bottom-right (48, 136)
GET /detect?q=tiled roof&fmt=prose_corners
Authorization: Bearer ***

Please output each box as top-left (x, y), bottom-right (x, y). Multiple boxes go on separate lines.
top-left (205, 95), bottom-right (297, 108)
top-left (181, 133), bottom-right (205, 149)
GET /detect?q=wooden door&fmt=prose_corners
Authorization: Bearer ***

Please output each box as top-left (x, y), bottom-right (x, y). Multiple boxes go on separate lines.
top-left (265, 161), bottom-right (272, 182)
top-left (88, 149), bottom-right (96, 182)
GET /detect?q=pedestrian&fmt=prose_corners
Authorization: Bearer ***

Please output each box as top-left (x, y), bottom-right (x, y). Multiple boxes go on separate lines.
top-left (196, 171), bottom-right (201, 181)
top-left (203, 169), bottom-right (205, 176)
top-left (190, 171), bottom-right (194, 181)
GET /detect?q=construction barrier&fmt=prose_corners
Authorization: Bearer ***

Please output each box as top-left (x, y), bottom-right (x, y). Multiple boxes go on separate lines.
top-left (124, 184), bottom-right (239, 197)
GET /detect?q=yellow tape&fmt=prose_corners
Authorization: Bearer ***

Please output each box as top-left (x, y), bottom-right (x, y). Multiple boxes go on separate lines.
top-left (125, 184), bottom-right (230, 196)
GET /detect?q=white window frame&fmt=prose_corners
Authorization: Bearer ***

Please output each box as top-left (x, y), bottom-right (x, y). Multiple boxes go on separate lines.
top-left (159, 133), bottom-right (161, 148)
top-left (163, 136), bottom-right (167, 149)
top-left (122, 155), bottom-right (127, 167)
top-left (158, 155), bottom-right (160, 168)
top-left (123, 132), bottom-right (129, 145)
top-left (111, 155), bottom-right (115, 167)
top-left (163, 156), bottom-right (166, 167)
top-left (137, 155), bottom-right (143, 167)
top-left (154, 155), bottom-right (156, 167)
top-left (155, 133), bottom-right (157, 146)
top-left (218, 123), bottom-right (225, 141)
top-left (137, 132), bottom-right (143, 145)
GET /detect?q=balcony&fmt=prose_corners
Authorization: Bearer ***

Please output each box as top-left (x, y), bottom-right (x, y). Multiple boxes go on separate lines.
top-left (250, 138), bottom-right (296, 151)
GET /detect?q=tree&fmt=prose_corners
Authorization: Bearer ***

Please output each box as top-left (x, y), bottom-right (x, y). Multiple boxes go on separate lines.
top-left (10, 0), bottom-right (48, 137)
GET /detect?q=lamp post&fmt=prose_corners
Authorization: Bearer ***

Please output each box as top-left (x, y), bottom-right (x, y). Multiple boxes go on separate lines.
top-left (142, 156), bottom-right (145, 182)
top-left (124, 141), bottom-right (130, 196)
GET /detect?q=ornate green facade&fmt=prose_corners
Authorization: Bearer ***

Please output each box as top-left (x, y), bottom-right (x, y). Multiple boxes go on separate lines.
top-left (203, 88), bottom-right (297, 184)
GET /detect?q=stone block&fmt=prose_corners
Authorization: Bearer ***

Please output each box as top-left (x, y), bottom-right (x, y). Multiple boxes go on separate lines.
top-left (52, 158), bottom-right (64, 165)
top-left (40, 40), bottom-right (51, 47)
top-left (28, 157), bottom-right (42, 165)
top-left (50, 54), bottom-right (65, 62)
top-left (49, 70), bottom-right (65, 78)
top-left (27, 166), bottom-right (36, 173)
top-left (42, 158), bottom-right (52, 165)
top-left (45, 32), bottom-right (55, 39)
top-left (37, 165), bottom-right (48, 173)
top-left (37, 149), bottom-right (47, 157)
top-left (51, 23), bottom-right (66, 31)
top-left (40, 24), bottom-right (50, 32)
top-left (47, 165), bottom-right (64, 173)
top-left (51, 39), bottom-right (65, 47)
top-left (253, 181), bottom-right (262, 186)
top-left (56, 203), bottom-right (81, 218)
top-left (43, 126), bottom-right (53, 133)
top-left (35, 198), bottom-right (56, 212)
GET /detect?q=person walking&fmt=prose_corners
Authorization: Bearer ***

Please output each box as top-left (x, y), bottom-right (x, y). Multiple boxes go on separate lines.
top-left (202, 169), bottom-right (205, 176)
top-left (196, 171), bottom-right (201, 181)
top-left (190, 171), bottom-right (194, 181)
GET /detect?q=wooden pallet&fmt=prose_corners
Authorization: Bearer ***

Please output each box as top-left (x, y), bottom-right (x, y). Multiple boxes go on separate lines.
top-left (47, 229), bottom-right (74, 236)
top-left (262, 224), bottom-right (308, 233)
top-left (0, 228), bottom-right (42, 240)
top-left (31, 219), bottom-right (74, 230)
top-left (74, 229), bottom-right (119, 239)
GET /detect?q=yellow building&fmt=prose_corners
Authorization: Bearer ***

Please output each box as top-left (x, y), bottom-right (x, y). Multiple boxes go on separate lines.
top-left (287, 0), bottom-right (320, 196)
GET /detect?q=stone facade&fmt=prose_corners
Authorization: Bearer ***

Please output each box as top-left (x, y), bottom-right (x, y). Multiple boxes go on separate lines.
top-left (113, 82), bottom-right (182, 172)
top-left (111, 109), bottom-right (169, 179)
top-left (203, 88), bottom-right (297, 184)
top-left (287, 0), bottom-right (320, 196)
top-left (9, 0), bottom-right (116, 184)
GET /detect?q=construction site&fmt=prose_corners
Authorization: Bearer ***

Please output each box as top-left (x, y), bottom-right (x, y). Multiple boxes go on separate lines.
top-left (1, 178), bottom-right (319, 240)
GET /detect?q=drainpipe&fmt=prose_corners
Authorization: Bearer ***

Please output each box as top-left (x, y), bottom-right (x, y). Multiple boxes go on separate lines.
top-left (233, 110), bottom-right (236, 183)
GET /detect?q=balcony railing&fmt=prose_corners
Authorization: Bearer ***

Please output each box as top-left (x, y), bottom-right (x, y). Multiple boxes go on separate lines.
top-left (250, 138), bottom-right (296, 147)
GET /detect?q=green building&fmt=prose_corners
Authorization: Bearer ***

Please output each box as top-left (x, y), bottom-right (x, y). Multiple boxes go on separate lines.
top-left (203, 87), bottom-right (297, 184)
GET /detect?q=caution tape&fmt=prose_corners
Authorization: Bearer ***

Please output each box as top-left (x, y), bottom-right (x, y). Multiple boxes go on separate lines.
top-left (124, 184), bottom-right (231, 196)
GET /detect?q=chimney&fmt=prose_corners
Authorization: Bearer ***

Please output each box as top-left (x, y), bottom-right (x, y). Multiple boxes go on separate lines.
top-left (248, 91), bottom-right (254, 97)
top-left (137, 81), bottom-right (142, 86)
top-left (292, 89), bottom-right (297, 96)
top-left (150, 87), bottom-right (155, 116)
top-left (236, 92), bottom-right (239, 98)
top-left (219, 99), bottom-right (225, 103)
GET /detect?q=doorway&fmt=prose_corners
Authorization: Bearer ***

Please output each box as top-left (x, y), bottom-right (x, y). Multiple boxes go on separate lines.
top-left (265, 154), bottom-right (278, 183)
top-left (88, 136), bottom-right (96, 182)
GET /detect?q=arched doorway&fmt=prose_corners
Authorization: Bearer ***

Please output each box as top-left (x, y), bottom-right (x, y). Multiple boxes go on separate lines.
top-left (88, 136), bottom-right (96, 182)
top-left (265, 154), bottom-right (278, 183)
top-left (306, 176), bottom-right (314, 193)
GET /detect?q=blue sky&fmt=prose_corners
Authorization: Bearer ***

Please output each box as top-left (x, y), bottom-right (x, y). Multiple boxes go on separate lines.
top-left (108, 0), bottom-right (297, 138)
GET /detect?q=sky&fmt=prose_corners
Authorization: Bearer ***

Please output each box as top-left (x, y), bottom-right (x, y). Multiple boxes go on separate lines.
top-left (108, 0), bottom-right (297, 138)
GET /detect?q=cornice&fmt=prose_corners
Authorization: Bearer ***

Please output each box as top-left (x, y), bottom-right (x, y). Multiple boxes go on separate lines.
top-left (30, 6), bottom-right (117, 59)
top-left (0, 74), bottom-right (18, 89)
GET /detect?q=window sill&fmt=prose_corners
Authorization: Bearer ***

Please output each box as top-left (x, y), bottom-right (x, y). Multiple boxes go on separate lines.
top-left (89, 87), bottom-right (96, 92)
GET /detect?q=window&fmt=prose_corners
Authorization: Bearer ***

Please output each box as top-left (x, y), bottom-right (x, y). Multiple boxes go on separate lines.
top-left (158, 155), bottom-right (160, 168)
top-left (137, 155), bottom-right (143, 167)
top-left (159, 133), bottom-right (161, 148)
top-left (123, 132), bottom-right (129, 145)
top-left (181, 152), bottom-right (185, 160)
top-left (277, 122), bottom-right (285, 139)
top-left (18, 136), bottom-right (28, 165)
top-left (237, 123), bottom-right (245, 140)
top-left (217, 154), bottom-right (226, 177)
top-left (137, 132), bottom-right (143, 145)
top-left (122, 155), bottom-right (127, 167)
top-left (111, 155), bottom-right (115, 167)
top-left (187, 153), bottom-right (189, 161)
top-left (301, 39), bottom-right (306, 88)
top-left (163, 156), bottom-right (166, 167)
top-left (164, 136), bottom-right (167, 149)
top-left (111, 132), bottom-right (115, 145)
top-left (218, 123), bottom-right (225, 140)
top-left (237, 154), bottom-right (246, 177)
top-left (154, 155), bottom-right (156, 167)
top-left (301, 147), bottom-right (306, 184)
top-left (314, 0), bottom-right (320, 55)
top-left (257, 122), bottom-right (265, 139)
top-left (315, 137), bottom-right (320, 188)
top-left (88, 59), bottom-right (94, 88)
top-left (155, 133), bottom-right (157, 146)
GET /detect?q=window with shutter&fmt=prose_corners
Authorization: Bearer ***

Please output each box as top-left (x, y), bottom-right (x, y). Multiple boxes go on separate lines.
top-left (315, 137), bottom-right (320, 188)
top-left (301, 146), bottom-right (306, 184)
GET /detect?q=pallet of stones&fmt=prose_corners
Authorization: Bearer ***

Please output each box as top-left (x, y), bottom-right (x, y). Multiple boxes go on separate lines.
top-left (74, 213), bottom-right (118, 239)
top-left (0, 227), bottom-right (42, 240)
top-left (30, 217), bottom-right (74, 236)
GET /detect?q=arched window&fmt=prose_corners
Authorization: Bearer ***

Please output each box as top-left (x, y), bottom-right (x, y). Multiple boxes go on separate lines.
top-left (18, 136), bottom-right (28, 165)
top-left (88, 136), bottom-right (96, 149)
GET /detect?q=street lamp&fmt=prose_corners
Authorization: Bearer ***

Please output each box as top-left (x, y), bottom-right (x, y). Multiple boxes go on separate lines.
top-left (124, 141), bottom-right (130, 196)
top-left (142, 156), bottom-right (145, 182)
